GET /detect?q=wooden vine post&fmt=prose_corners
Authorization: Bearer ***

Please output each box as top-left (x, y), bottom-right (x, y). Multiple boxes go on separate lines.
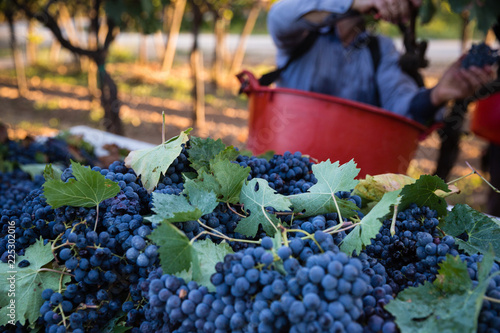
top-left (162, 0), bottom-right (187, 73)
top-left (229, 0), bottom-right (264, 75)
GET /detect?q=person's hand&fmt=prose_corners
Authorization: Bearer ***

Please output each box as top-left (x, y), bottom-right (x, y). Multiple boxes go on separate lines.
top-left (431, 57), bottom-right (498, 106)
top-left (351, 0), bottom-right (422, 23)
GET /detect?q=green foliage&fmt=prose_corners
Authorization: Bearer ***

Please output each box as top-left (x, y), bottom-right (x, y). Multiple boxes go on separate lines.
top-left (20, 163), bottom-right (62, 180)
top-left (446, 0), bottom-right (500, 33)
top-left (148, 187), bottom-right (217, 224)
top-left (420, 0), bottom-right (438, 24)
top-left (42, 160), bottom-right (120, 209)
top-left (399, 175), bottom-right (450, 217)
top-left (440, 204), bottom-right (500, 260)
top-left (0, 239), bottom-right (70, 327)
top-left (235, 178), bottom-right (292, 237)
top-left (187, 137), bottom-right (227, 173)
top-left (105, 0), bottom-right (170, 34)
top-left (288, 160), bottom-right (360, 219)
top-left (340, 190), bottom-right (401, 255)
top-left (124, 129), bottom-right (191, 193)
top-left (386, 253), bottom-right (496, 333)
top-left (150, 223), bottom-right (233, 289)
top-left (185, 147), bottom-right (249, 204)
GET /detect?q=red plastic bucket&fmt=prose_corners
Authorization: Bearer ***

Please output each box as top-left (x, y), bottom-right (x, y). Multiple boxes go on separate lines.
top-left (471, 92), bottom-right (500, 145)
top-left (237, 70), bottom-right (429, 177)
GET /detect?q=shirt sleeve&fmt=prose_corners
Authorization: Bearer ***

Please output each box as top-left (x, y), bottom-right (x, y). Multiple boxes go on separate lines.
top-left (267, 0), bottom-right (354, 53)
top-left (376, 36), bottom-right (442, 124)
top-left (375, 36), bottom-right (421, 119)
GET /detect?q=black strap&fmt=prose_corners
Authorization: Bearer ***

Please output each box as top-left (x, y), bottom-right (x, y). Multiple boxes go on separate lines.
top-left (366, 36), bottom-right (381, 107)
top-left (258, 30), bottom-right (320, 87)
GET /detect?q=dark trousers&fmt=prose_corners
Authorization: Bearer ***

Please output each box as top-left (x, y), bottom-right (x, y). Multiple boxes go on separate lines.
top-left (487, 144), bottom-right (500, 217)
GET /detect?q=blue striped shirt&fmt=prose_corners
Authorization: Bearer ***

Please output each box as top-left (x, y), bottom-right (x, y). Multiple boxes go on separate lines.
top-left (267, 0), bottom-right (437, 123)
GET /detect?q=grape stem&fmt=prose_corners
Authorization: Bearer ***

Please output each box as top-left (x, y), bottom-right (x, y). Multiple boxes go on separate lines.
top-left (331, 194), bottom-right (343, 225)
top-left (484, 295), bottom-right (500, 304)
top-left (38, 268), bottom-right (74, 277)
top-left (50, 233), bottom-right (63, 264)
top-left (286, 229), bottom-right (323, 252)
top-left (56, 268), bottom-right (69, 328)
top-left (261, 206), bottom-right (280, 235)
top-left (446, 171), bottom-right (475, 185)
top-left (332, 223), bottom-right (358, 234)
top-left (227, 202), bottom-right (247, 218)
top-left (94, 204), bottom-right (100, 232)
top-left (324, 221), bottom-right (353, 234)
top-left (390, 205), bottom-right (399, 236)
top-left (280, 225), bottom-right (289, 247)
top-left (465, 161), bottom-right (500, 193)
top-left (197, 219), bottom-right (261, 245)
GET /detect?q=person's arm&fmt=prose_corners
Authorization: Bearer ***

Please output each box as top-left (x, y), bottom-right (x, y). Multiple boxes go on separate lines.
top-left (267, 0), bottom-right (354, 53)
top-left (268, 0), bottom-right (422, 53)
top-left (409, 59), bottom-right (496, 124)
top-left (430, 58), bottom-right (497, 107)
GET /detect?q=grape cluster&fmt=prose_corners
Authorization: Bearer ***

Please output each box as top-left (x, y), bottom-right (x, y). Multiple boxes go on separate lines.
top-left (1, 136), bottom-right (95, 167)
top-left (137, 232), bottom-right (372, 333)
top-left (364, 204), bottom-right (459, 293)
top-left (462, 42), bottom-right (499, 69)
top-left (238, 151), bottom-right (317, 195)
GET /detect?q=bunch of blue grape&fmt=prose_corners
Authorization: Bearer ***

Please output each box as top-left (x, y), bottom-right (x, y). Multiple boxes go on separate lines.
top-left (289, 190), bottom-right (363, 241)
top-left (237, 151), bottom-right (317, 195)
top-left (1, 136), bottom-right (96, 167)
top-left (462, 42), bottom-right (499, 69)
top-left (355, 252), bottom-right (398, 332)
top-left (460, 254), bottom-right (500, 333)
top-left (364, 204), bottom-right (459, 293)
top-left (137, 232), bottom-right (372, 333)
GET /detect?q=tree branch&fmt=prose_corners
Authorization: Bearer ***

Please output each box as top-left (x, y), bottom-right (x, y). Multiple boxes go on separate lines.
top-left (91, 0), bottom-right (101, 51)
top-left (13, 0), bottom-right (97, 58)
top-left (103, 17), bottom-right (117, 52)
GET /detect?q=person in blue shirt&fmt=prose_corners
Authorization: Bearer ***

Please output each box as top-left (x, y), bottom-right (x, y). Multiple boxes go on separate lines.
top-left (267, 0), bottom-right (497, 124)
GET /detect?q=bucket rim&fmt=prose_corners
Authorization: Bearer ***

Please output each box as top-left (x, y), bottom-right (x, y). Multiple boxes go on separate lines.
top-left (238, 70), bottom-right (427, 133)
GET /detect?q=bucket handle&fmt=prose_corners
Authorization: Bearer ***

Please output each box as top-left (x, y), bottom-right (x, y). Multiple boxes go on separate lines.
top-left (237, 70), bottom-right (261, 95)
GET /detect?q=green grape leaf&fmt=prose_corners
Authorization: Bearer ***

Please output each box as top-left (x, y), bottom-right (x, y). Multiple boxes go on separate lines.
top-left (399, 175), bottom-right (450, 217)
top-left (101, 313), bottom-right (131, 333)
top-left (43, 164), bottom-right (63, 181)
top-left (386, 254), bottom-right (494, 333)
top-left (191, 240), bottom-right (234, 291)
top-left (150, 224), bottom-right (232, 289)
top-left (340, 190), bottom-right (401, 255)
top-left (440, 204), bottom-right (500, 260)
top-left (210, 147), bottom-right (240, 165)
top-left (187, 136), bottom-right (226, 172)
top-left (288, 160), bottom-right (360, 218)
top-left (42, 160), bottom-right (120, 209)
top-left (150, 223), bottom-right (193, 274)
top-left (0, 239), bottom-right (70, 327)
top-left (236, 178), bottom-right (292, 237)
top-left (433, 255), bottom-right (472, 294)
top-left (148, 192), bottom-right (203, 224)
top-left (210, 160), bottom-right (250, 204)
top-left (124, 129), bottom-right (191, 193)
top-left (182, 180), bottom-right (219, 216)
top-left (20, 163), bottom-right (63, 180)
